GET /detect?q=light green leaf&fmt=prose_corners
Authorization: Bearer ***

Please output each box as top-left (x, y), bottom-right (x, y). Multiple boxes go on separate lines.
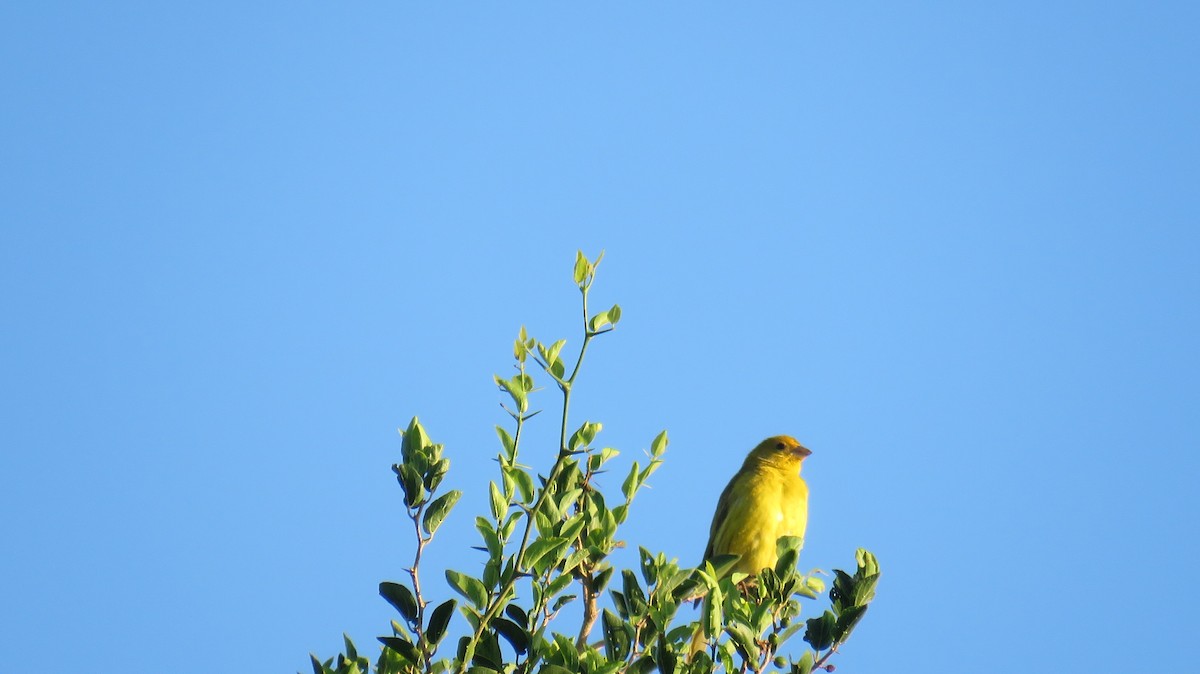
top-left (573, 250), bottom-right (588, 284)
top-left (621, 461), bottom-right (641, 500)
top-left (422, 490), bottom-right (462, 535)
top-left (650, 430), bottom-right (668, 457)
top-left (488, 481), bottom-right (506, 521)
top-left (445, 570), bottom-right (488, 609)
top-left (796, 650), bottom-right (814, 674)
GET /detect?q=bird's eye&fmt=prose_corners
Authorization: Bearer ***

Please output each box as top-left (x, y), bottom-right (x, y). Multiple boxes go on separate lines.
top-left (775, 441), bottom-right (786, 451)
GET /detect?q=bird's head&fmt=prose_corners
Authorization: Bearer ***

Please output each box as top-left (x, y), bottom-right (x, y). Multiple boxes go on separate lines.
top-left (745, 435), bottom-right (812, 471)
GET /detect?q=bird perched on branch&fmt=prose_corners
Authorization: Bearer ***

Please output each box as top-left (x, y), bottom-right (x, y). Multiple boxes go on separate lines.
top-left (688, 435), bottom-right (812, 659)
top-left (703, 434), bottom-right (812, 576)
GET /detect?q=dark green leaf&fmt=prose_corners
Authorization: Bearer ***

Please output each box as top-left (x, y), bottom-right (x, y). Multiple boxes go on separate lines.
top-left (654, 635), bottom-right (676, 674)
top-left (422, 489), bottom-right (462, 535)
top-left (309, 654), bottom-right (326, 674)
top-left (830, 569), bottom-right (856, 614)
top-left (621, 569), bottom-right (648, 618)
top-left (602, 608), bottom-right (632, 661)
top-left (399, 462), bottom-right (425, 508)
top-left (803, 611), bottom-right (838, 651)
top-left (379, 582), bottom-right (418, 624)
top-left (504, 604), bottom-right (528, 627)
top-left (492, 617), bottom-right (530, 654)
top-left (611, 590), bottom-right (628, 619)
top-left (377, 637), bottom-right (419, 664)
top-left (425, 599), bottom-right (456, 646)
top-left (594, 566), bottom-right (614, 593)
top-left (445, 570), bottom-right (488, 609)
top-left (639, 547), bottom-right (657, 586)
top-left (540, 665), bottom-right (576, 674)
top-left (473, 631), bottom-right (502, 670)
top-left (834, 604), bottom-right (868, 641)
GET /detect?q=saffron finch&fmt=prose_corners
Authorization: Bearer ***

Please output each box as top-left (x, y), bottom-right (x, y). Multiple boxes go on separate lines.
top-left (703, 435), bottom-right (811, 576)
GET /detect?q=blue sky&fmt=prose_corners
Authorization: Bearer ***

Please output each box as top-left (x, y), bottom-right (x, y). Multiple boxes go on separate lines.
top-left (2, 2), bottom-right (1197, 672)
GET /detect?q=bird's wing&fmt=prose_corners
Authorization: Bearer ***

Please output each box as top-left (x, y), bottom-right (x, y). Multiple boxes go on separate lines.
top-left (703, 471), bottom-right (745, 562)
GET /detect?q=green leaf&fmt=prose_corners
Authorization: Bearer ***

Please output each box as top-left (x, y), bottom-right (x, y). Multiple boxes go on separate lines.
top-left (573, 250), bottom-right (589, 284)
top-left (795, 650), bottom-right (815, 674)
top-left (475, 517), bottom-right (502, 560)
top-left (607, 303), bottom-right (621, 326)
top-left (856, 548), bottom-right (880, 578)
top-left (400, 417), bottom-right (428, 461)
top-left (398, 462), bottom-right (425, 508)
top-left (379, 582), bottom-right (418, 624)
top-left (540, 664), bottom-right (576, 674)
top-left (425, 457), bottom-right (450, 493)
top-left (639, 547), bottom-right (658, 586)
top-left (377, 637), bottom-right (419, 664)
top-left (569, 420), bottom-right (602, 452)
top-left (621, 569), bottom-right (648, 618)
top-left (601, 608), bottom-right (632, 661)
top-left (558, 512), bottom-right (586, 542)
top-left (650, 430), bottom-right (668, 457)
top-left (803, 610), bottom-right (838, 651)
top-left (621, 461), bottom-right (641, 500)
top-left (504, 604), bottom-right (528, 627)
top-left (445, 570), bottom-right (488, 609)
top-left (472, 632), bottom-right (503, 670)
top-left (494, 426), bottom-right (515, 460)
top-left (422, 489), bottom-right (462, 535)
top-left (546, 571), bottom-right (575, 597)
top-left (588, 311), bottom-right (610, 333)
top-left (775, 535), bottom-right (803, 577)
top-left (488, 481), bottom-right (506, 521)
top-left (524, 537), bottom-right (569, 575)
top-left (654, 635), bottom-right (676, 674)
top-left (724, 622), bottom-right (760, 665)
top-left (834, 604), bottom-right (868, 641)
top-left (425, 599), bottom-right (456, 646)
top-left (492, 617), bottom-right (530, 654)
top-left (509, 467), bottom-right (535, 504)
top-left (707, 553), bottom-right (743, 580)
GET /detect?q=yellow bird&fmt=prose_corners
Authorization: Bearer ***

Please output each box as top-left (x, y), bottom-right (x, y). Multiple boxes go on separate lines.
top-left (703, 435), bottom-right (812, 576)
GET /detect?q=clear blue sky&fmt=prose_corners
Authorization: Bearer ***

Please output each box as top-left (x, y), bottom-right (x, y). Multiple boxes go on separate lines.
top-left (2, 3), bottom-right (1197, 672)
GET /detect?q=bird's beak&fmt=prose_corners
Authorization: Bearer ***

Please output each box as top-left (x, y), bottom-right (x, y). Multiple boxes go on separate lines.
top-left (794, 444), bottom-right (812, 458)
